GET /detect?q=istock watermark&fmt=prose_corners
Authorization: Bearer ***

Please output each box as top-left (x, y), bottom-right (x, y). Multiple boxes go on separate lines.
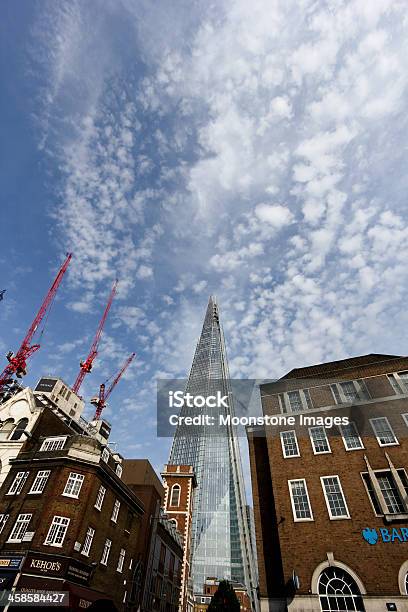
top-left (156, 378), bottom-right (372, 438)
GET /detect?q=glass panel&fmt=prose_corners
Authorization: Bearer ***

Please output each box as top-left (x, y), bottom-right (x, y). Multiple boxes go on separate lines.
top-left (370, 418), bottom-right (397, 445)
top-left (287, 391), bottom-right (303, 412)
top-left (290, 480), bottom-right (312, 519)
top-left (377, 473), bottom-right (404, 514)
top-left (310, 427), bottom-right (330, 453)
top-left (322, 477), bottom-right (348, 517)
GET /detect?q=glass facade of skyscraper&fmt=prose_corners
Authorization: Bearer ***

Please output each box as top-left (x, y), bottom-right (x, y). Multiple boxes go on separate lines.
top-left (169, 297), bottom-right (257, 609)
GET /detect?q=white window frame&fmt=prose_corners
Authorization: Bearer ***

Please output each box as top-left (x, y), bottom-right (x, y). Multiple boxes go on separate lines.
top-left (0, 514), bottom-right (9, 534)
top-left (101, 448), bottom-right (110, 462)
top-left (40, 436), bottom-right (67, 452)
top-left (309, 426), bottom-right (331, 454)
top-left (281, 389), bottom-right (313, 413)
top-left (115, 464), bottom-right (123, 478)
top-left (362, 468), bottom-right (408, 517)
top-left (389, 371), bottom-right (408, 394)
top-left (170, 484), bottom-right (181, 507)
top-left (280, 430), bottom-right (300, 458)
top-left (111, 499), bottom-right (120, 523)
top-left (7, 514), bottom-right (32, 543)
top-left (44, 515), bottom-right (70, 547)
top-left (339, 422), bottom-right (364, 451)
top-left (330, 380), bottom-right (369, 404)
top-left (94, 485), bottom-right (106, 511)
top-left (81, 526), bottom-right (95, 557)
top-left (117, 548), bottom-right (126, 573)
top-left (101, 538), bottom-right (112, 565)
top-left (7, 471), bottom-right (29, 495)
top-left (288, 479), bottom-right (314, 522)
top-left (320, 475), bottom-right (350, 520)
top-left (29, 470), bottom-right (51, 494)
top-left (62, 472), bottom-right (85, 498)
top-left (402, 414), bottom-right (408, 427)
top-left (370, 416), bottom-right (398, 447)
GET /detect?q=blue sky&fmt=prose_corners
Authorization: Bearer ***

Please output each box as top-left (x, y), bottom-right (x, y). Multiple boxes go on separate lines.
top-left (1, 0), bottom-right (408, 492)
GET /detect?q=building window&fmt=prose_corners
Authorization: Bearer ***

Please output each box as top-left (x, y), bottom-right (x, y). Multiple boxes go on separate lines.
top-left (29, 470), bottom-right (51, 494)
top-left (63, 472), bottom-right (85, 498)
top-left (402, 414), bottom-right (408, 427)
top-left (169, 518), bottom-right (178, 529)
top-left (405, 572), bottom-right (408, 595)
top-left (362, 469), bottom-right (408, 516)
top-left (318, 567), bottom-right (364, 611)
top-left (388, 374), bottom-right (403, 394)
top-left (330, 380), bottom-right (369, 404)
top-left (9, 418), bottom-right (29, 440)
top-left (81, 526), bottom-right (95, 557)
top-left (288, 479), bottom-right (313, 521)
top-left (377, 473), bottom-right (405, 514)
top-left (321, 476), bottom-right (350, 519)
top-left (280, 430), bottom-right (300, 458)
top-left (102, 448), bottom-right (109, 462)
top-left (101, 538), bottom-right (112, 565)
top-left (0, 514), bottom-right (9, 534)
top-left (111, 499), bottom-right (120, 523)
top-left (94, 485), bottom-right (106, 511)
top-left (309, 426), bottom-right (331, 454)
top-left (7, 471), bottom-right (29, 495)
top-left (8, 514), bottom-right (32, 543)
top-left (340, 422), bottom-right (364, 451)
top-left (281, 389), bottom-right (313, 413)
top-left (44, 516), bottom-right (70, 547)
top-left (370, 417), bottom-right (398, 446)
top-left (116, 464), bottom-right (123, 478)
top-left (170, 484), bottom-right (181, 507)
top-left (40, 436), bottom-right (67, 452)
top-left (287, 391), bottom-right (303, 412)
top-left (117, 548), bottom-right (126, 573)
top-left (398, 371), bottom-right (408, 392)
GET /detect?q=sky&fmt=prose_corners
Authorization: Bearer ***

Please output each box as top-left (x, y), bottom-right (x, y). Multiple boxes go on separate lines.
top-left (1, 0), bottom-right (408, 496)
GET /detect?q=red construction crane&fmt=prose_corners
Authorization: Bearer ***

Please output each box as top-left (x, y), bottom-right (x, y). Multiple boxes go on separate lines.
top-left (0, 253), bottom-right (72, 392)
top-left (72, 279), bottom-right (118, 395)
top-left (91, 352), bottom-right (136, 420)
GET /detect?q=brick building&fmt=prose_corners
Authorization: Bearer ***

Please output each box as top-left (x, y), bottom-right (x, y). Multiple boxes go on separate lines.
top-left (122, 459), bottom-right (184, 612)
top-left (162, 464), bottom-right (197, 612)
top-left (193, 577), bottom-right (252, 611)
top-left (0, 404), bottom-right (144, 610)
top-left (247, 354), bottom-right (408, 611)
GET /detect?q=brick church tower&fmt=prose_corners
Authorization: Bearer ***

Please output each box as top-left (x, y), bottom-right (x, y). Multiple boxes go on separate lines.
top-left (162, 464), bottom-right (197, 612)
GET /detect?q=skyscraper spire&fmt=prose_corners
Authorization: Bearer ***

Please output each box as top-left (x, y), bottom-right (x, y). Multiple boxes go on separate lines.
top-left (169, 297), bottom-right (258, 610)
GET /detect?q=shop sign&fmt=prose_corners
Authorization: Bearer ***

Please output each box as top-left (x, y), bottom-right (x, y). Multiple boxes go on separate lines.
top-left (23, 554), bottom-right (91, 585)
top-left (0, 556), bottom-right (24, 570)
top-left (362, 527), bottom-right (408, 544)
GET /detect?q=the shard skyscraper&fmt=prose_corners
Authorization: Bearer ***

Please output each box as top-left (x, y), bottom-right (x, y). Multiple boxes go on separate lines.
top-left (169, 297), bottom-right (258, 610)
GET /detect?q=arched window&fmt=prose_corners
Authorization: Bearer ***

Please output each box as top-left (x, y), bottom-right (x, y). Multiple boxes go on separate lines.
top-left (318, 567), bottom-right (365, 611)
top-left (405, 572), bottom-right (408, 595)
top-left (0, 420), bottom-right (15, 441)
top-left (169, 518), bottom-right (178, 529)
top-left (9, 418), bottom-right (29, 440)
top-left (170, 484), bottom-right (181, 507)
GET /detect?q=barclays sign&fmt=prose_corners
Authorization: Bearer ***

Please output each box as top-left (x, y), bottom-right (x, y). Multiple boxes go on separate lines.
top-left (362, 527), bottom-right (408, 544)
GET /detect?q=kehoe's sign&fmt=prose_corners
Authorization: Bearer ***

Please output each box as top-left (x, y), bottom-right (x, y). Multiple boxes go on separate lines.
top-left (23, 554), bottom-right (91, 585)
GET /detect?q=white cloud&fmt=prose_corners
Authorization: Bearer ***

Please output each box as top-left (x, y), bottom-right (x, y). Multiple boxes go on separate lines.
top-left (254, 203), bottom-right (293, 227)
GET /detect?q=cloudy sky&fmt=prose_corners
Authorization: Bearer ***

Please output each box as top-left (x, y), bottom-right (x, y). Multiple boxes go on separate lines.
top-left (1, 0), bottom-right (408, 486)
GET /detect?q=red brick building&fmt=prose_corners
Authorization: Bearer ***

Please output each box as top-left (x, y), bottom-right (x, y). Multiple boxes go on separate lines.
top-left (122, 459), bottom-right (184, 612)
top-left (162, 464), bottom-right (197, 612)
top-left (0, 406), bottom-right (144, 610)
top-left (248, 354), bottom-right (408, 611)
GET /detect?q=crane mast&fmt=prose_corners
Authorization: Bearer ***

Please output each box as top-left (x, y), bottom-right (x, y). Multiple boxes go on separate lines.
top-left (72, 279), bottom-right (118, 395)
top-left (91, 352), bottom-right (136, 420)
top-left (0, 253), bottom-right (72, 393)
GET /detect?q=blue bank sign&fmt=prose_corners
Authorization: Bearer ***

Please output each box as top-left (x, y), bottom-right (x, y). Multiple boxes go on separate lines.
top-left (362, 527), bottom-right (408, 545)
